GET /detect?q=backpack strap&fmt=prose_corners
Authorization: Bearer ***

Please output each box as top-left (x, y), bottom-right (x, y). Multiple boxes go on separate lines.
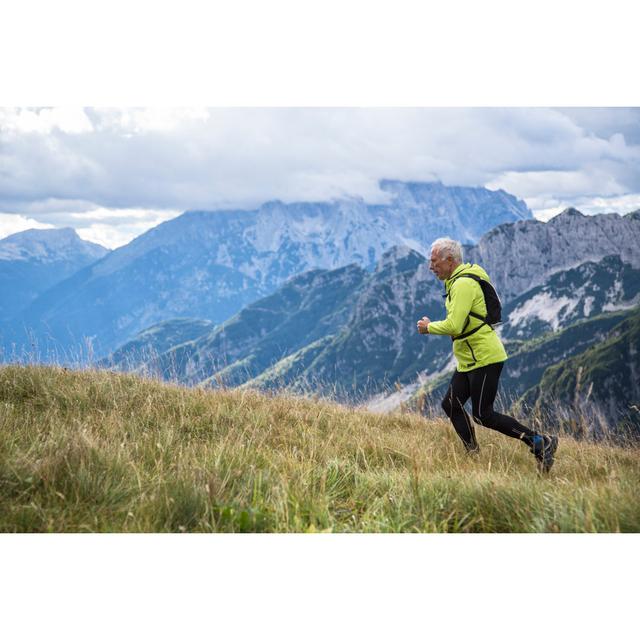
top-left (452, 320), bottom-right (492, 341)
top-left (445, 269), bottom-right (474, 300)
top-left (446, 274), bottom-right (494, 342)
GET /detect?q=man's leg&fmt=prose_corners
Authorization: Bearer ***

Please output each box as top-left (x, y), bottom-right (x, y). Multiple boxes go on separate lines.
top-left (468, 362), bottom-right (539, 444)
top-left (441, 370), bottom-right (478, 451)
top-left (468, 362), bottom-right (559, 472)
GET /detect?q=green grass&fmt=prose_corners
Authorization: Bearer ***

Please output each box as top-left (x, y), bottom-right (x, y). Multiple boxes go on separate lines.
top-left (1, 365), bottom-right (639, 532)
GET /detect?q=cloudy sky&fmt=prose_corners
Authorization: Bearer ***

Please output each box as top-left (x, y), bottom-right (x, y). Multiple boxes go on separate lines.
top-left (1, 106), bottom-right (639, 248)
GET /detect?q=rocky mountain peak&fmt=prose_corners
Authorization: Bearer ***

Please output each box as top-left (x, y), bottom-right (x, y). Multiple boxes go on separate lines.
top-left (557, 207), bottom-right (585, 218)
top-left (375, 245), bottom-right (425, 271)
top-left (0, 227), bottom-right (108, 262)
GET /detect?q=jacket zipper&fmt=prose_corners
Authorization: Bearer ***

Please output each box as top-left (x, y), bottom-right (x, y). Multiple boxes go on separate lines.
top-left (465, 340), bottom-right (478, 364)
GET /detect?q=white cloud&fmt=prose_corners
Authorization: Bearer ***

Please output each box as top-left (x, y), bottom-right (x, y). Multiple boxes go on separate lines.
top-left (532, 193), bottom-right (640, 221)
top-left (67, 206), bottom-right (181, 222)
top-left (90, 108), bottom-right (210, 134)
top-left (557, 108), bottom-right (640, 145)
top-left (0, 213), bottom-right (55, 239)
top-left (487, 168), bottom-right (628, 201)
top-left (0, 107), bottom-right (93, 135)
top-left (75, 223), bottom-right (143, 249)
top-left (72, 208), bottom-right (182, 248)
top-left (1, 107), bottom-right (639, 243)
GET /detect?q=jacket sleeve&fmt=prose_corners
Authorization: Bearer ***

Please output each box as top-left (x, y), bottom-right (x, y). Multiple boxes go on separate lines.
top-left (427, 278), bottom-right (475, 336)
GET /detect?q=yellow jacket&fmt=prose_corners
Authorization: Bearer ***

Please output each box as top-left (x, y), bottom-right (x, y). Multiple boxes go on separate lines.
top-left (427, 263), bottom-right (507, 372)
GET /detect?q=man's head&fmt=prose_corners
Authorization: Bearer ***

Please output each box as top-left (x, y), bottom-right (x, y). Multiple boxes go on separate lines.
top-left (430, 237), bottom-right (463, 280)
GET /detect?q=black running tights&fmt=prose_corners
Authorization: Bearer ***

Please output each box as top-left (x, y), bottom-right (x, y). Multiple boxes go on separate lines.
top-left (441, 361), bottom-right (538, 450)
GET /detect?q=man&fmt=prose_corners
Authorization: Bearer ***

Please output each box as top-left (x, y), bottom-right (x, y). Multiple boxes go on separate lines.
top-left (417, 237), bottom-right (558, 473)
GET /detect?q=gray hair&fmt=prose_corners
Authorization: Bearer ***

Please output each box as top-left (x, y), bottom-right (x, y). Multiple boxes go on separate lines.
top-left (430, 237), bottom-right (463, 262)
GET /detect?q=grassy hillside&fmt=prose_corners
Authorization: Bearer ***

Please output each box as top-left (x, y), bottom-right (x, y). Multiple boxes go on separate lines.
top-left (1, 365), bottom-right (639, 533)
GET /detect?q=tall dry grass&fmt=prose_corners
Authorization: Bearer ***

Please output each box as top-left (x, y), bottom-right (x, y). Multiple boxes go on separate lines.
top-left (1, 365), bottom-right (638, 532)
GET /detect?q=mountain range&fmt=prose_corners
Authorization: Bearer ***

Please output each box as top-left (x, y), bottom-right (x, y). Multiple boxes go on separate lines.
top-left (101, 209), bottom-right (640, 436)
top-left (1, 180), bottom-right (530, 359)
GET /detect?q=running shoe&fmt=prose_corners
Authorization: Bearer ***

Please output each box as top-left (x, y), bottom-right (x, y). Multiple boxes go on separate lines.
top-left (530, 434), bottom-right (559, 473)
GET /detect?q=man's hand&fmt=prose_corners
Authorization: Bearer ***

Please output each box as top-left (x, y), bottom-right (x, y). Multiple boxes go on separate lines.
top-left (417, 316), bottom-right (430, 334)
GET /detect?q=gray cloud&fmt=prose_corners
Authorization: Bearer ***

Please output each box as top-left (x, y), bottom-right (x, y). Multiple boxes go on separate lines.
top-left (557, 108), bottom-right (640, 145)
top-left (1, 107), bottom-right (639, 246)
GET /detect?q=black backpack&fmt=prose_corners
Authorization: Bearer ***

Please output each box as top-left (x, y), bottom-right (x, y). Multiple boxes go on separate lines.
top-left (446, 273), bottom-right (502, 341)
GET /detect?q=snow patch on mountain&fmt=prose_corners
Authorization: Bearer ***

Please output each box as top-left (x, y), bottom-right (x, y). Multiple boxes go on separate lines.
top-left (508, 293), bottom-right (580, 331)
top-left (603, 293), bottom-right (640, 312)
top-left (583, 296), bottom-right (595, 316)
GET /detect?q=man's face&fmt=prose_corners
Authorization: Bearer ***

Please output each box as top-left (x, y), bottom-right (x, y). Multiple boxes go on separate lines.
top-left (430, 248), bottom-right (455, 280)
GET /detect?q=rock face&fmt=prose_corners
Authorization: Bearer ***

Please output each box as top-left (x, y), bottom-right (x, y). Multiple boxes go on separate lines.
top-left (371, 180), bottom-right (531, 246)
top-left (466, 209), bottom-right (640, 302)
top-left (0, 228), bottom-right (108, 321)
top-left (5, 180), bottom-right (531, 358)
top-left (501, 255), bottom-right (640, 340)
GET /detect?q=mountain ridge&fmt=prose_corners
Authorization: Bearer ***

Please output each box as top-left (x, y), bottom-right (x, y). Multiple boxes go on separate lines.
top-left (5, 180), bottom-right (532, 357)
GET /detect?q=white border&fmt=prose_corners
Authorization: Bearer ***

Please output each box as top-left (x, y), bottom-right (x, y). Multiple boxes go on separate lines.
top-left (2, 0), bottom-right (639, 106)
top-left (1, 1), bottom-right (637, 637)
top-left (1, 534), bottom-right (638, 638)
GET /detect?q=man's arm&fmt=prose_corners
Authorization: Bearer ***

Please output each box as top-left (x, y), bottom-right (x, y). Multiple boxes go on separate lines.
top-left (423, 279), bottom-right (475, 336)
